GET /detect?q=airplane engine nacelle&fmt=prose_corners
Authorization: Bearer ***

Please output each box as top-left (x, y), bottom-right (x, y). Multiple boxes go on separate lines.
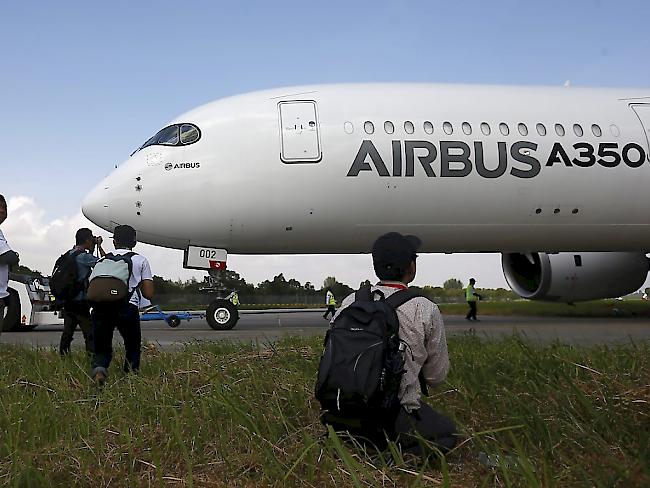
top-left (501, 252), bottom-right (649, 302)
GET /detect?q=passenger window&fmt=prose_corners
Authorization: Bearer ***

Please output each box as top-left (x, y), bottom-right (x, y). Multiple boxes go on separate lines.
top-left (591, 124), bottom-right (602, 137)
top-left (364, 121), bottom-right (375, 134)
top-left (156, 125), bottom-right (180, 145)
top-left (518, 123), bottom-right (528, 136)
top-left (573, 124), bottom-right (583, 137)
top-left (404, 121), bottom-right (415, 134)
top-left (610, 124), bottom-right (620, 137)
top-left (384, 121), bottom-right (394, 134)
top-left (423, 121), bottom-right (434, 134)
top-left (480, 122), bottom-right (491, 135)
top-left (462, 122), bottom-right (472, 135)
top-left (180, 124), bottom-right (200, 144)
top-left (443, 121), bottom-right (453, 135)
top-left (344, 122), bottom-right (354, 134)
top-left (499, 122), bottom-right (509, 136)
top-left (555, 123), bottom-right (565, 136)
top-left (536, 123), bottom-right (546, 136)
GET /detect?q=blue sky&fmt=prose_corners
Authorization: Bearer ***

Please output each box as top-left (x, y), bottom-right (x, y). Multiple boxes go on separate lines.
top-left (1, 0), bottom-right (649, 287)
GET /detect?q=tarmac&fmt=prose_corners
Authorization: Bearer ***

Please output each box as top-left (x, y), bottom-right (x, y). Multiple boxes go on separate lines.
top-left (1, 310), bottom-right (649, 349)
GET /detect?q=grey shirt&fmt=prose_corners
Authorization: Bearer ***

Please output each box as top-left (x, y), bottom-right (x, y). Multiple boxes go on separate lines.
top-left (334, 282), bottom-right (450, 412)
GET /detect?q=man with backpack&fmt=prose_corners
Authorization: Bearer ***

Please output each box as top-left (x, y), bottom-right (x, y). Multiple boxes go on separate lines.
top-left (316, 232), bottom-right (456, 455)
top-left (89, 225), bottom-right (153, 384)
top-left (0, 194), bottom-right (20, 337)
top-left (53, 228), bottom-right (106, 356)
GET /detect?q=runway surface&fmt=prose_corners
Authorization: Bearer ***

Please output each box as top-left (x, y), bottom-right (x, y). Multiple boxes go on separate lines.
top-left (2, 311), bottom-right (649, 349)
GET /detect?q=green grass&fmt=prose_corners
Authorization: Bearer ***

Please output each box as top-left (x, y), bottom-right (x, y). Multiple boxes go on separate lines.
top-left (0, 335), bottom-right (648, 487)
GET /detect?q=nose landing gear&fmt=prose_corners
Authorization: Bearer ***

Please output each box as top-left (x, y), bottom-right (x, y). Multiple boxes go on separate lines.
top-left (201, 269), bottom-right (239, 330)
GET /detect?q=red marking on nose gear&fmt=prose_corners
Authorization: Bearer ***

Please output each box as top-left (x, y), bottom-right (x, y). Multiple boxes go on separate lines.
top-left (209, 261), bottom-right (226, 270)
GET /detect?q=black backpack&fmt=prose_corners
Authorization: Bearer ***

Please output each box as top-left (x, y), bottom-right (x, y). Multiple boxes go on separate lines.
top-left (315, 286), bottom-right (422, 440)
top-left (50, 250), bottom-right (85, 303)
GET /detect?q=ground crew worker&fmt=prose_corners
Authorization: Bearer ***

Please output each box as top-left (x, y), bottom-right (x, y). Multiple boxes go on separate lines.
top-left (323, 288), bottom-right (336, 319)
top-left (465, 278), bottom-right (483, 321)
top-left (0, 194), bottom-right (20, 337)
top-left (332, 232), bottom-right (457, 454)
top-left (59, 228), bottom-right (106, 356)
top-left (230, 291), bottom-right (239, 306)
top-left (91, 225), bottom-right (154, 385)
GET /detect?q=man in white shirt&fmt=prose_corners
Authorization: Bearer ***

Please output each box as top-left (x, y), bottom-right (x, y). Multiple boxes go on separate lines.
top-left (0, 194), bottom-right (20, 337)
top-left (90, 225), bottom-right (154, 384)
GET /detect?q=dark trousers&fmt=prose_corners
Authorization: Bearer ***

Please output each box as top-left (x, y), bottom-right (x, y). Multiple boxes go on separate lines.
top-left (323, 305), bottom-right (336, 319)
top-left (91, 303), bottom-right (141, 373)
top-left (466, 301), bottom-right (478, 320)
top-left (60, 301), bottom-right (93, 356)
top-left (394, 404), bottom-right (457, 455)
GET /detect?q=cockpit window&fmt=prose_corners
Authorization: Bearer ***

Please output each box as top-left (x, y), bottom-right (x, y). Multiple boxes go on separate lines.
top-left (134, 123), bottom-right (201, 153)
top-left (180, 124), bottom-right (200, 144)
top-left (156, 125), bottom-right (180, 145)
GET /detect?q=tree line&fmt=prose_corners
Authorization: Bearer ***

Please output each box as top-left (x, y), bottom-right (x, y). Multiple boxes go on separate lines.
top-left (10, 263), bottom-right (518, 306)
top-left (153, 272), bottom-right (518, 306)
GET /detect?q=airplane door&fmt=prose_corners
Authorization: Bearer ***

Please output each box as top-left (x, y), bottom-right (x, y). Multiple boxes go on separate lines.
top-left (631, 104), bottom-right (650, 159)
top-left (278, 101), bottom-right (322, 163)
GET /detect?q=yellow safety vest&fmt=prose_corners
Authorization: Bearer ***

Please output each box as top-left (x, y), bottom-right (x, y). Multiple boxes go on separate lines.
top-left (466, 285), bottom-right (476, 302)
top-left (327, 292), bottom-right (336, 306)
top-left (230, 293), bottom-right (239, 306)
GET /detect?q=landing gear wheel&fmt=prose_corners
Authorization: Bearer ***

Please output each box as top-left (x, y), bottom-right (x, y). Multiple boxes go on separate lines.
top-left (167, 315), bottom-right (181, 328)
top-left (3, 288), bottom-right (21, 332)
top-left (206, 299), bottom-right (239, 330)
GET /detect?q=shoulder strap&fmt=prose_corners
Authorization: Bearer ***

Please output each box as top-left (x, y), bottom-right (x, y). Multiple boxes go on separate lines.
top-left (385, 288), bottom-right (430, 397)
top-left (121, 252), bottom-right (136, 279)
top-left (385, 288), bottom-right (423, 310)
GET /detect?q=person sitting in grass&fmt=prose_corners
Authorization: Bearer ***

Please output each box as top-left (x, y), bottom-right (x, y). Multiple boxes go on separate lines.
top-left (318, 232), bottom-right (457, 456)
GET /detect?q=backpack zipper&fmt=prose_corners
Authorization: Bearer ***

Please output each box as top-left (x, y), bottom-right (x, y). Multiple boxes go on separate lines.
top-left (353, 341), bottom-right (383, 371)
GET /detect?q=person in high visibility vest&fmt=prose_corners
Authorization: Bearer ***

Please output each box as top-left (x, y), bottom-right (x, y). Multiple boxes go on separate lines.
top-left (323, 288), bottom-right (336, 319)
top-left (465, 278), bottom-right (483, 321)
top-left (230, 291), bottom-right (240, 306)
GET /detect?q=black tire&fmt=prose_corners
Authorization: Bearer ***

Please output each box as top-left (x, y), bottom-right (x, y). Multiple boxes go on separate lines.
top-left (206, 299), bottom-right (239, 330)
top-left (3, 288), bottom-right (21, 332)
top-left (167, 315), bottom-right (181, 328)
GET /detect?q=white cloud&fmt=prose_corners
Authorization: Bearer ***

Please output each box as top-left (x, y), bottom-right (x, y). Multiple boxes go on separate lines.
top-left (2, 195), bottom-right (510, 289)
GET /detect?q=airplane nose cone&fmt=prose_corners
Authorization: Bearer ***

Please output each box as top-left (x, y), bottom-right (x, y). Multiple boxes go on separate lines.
top-left (82, 184), bottom-right (110, 230)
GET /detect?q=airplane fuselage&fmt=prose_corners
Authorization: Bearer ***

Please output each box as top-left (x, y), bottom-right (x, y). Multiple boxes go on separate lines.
top-left (82, 83), bottom-right (650, 254)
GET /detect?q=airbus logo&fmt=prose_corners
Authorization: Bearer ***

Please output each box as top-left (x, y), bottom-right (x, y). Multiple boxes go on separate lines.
top-left (347, 140), bottom-right (648, 179)
top-left (165, 162), bottom-right (200, 171)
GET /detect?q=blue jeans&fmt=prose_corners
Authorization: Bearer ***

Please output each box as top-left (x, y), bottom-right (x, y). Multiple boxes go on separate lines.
top-left (91, 302), bottom-right (141, 373)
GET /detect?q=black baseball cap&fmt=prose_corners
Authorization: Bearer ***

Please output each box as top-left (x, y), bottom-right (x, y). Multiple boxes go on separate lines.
top-left (113, 224), bottom-right (137, 247)
top-left (372, 232), bottom-right (422, 276)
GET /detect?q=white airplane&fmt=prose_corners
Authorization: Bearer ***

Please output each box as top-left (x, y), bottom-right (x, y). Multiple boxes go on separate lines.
top-left (82, 83), bottom-right (650, 328)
